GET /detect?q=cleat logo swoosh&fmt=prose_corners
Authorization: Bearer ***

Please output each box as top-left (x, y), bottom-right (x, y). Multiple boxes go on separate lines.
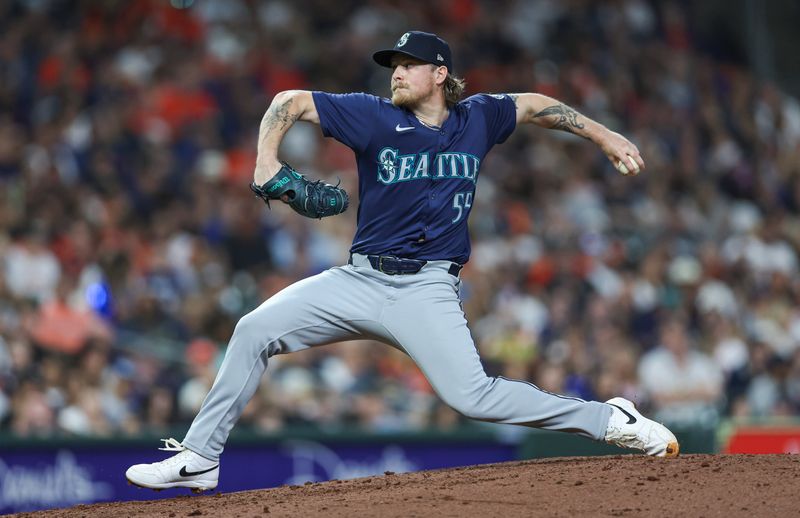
top-left (609, 404), bottom-right (637, 425)
top-left (395, 124), bottom-right (414, 132)
top-left (180, 465), bottom-right (218, 477)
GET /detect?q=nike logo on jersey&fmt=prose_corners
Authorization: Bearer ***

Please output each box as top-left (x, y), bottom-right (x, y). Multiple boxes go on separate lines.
top-left (609, 404), bottom-right (637, 425)
top-left (179, 465), bottom-right (219, 477)
top-left (395, 124), bottom-right (414, 132)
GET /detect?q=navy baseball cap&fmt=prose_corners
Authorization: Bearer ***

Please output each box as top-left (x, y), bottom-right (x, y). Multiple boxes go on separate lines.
top-left (373, 31), bottom-right (453, 72)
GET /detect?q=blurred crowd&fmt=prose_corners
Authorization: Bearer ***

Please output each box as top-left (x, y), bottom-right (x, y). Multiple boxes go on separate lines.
top-left (1, 0), bottom-right (799, 439)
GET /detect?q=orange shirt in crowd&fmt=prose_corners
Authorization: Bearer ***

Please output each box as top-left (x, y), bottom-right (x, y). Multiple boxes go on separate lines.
top-left (28, 300), bottom-right (113, 354)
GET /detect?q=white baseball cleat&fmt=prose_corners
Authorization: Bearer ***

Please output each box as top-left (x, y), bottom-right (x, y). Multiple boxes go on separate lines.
top-left (604, 397), bottom-right (680, 458)
top-left (125, 438), bottom-right (219, 492)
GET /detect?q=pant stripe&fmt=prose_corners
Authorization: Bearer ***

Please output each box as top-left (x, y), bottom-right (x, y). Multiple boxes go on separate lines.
top-left (497, 375), bottom-right (587, 403)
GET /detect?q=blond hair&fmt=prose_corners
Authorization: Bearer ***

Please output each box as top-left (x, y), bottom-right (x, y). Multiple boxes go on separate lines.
top-left (443, 74), bottom-right (466, 108)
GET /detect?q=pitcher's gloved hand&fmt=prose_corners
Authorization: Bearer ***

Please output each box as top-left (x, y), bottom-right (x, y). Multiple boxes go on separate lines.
top-left (250, 162), bottom-right (349, 219)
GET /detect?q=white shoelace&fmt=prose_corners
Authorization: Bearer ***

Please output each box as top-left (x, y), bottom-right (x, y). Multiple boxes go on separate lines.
top-left (158, 437), bottom-right (186, 452)
top-left (154, 438), bottom-right (218, 472)
top-left (151, 439), bottom-right (194, 471)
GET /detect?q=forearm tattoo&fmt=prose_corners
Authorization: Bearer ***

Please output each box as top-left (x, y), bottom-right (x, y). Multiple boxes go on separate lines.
top-left (533, 104), bottom-right (585, 134)
top-left (261, 97), bottom-right (299, 134)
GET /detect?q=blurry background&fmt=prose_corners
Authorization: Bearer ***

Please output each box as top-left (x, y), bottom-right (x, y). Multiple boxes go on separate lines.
top-left (0, 0), bottom-right (799, 510)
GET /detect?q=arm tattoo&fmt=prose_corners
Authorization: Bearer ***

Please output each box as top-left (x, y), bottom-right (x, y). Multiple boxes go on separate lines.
top-left (533, 104), bottom-right (585, 134)
top-left (262, 97), bottom-right (299, 134)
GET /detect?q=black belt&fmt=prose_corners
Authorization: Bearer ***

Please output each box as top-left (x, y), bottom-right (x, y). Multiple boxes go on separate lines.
top-left (349, 254), bottom-right (462, 277)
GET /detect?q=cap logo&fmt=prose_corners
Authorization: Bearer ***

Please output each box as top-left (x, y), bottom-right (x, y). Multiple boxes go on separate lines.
top-left (397, 32), bottom-right (409, 47)
top-left (437, 53), bottom-right (444, 61)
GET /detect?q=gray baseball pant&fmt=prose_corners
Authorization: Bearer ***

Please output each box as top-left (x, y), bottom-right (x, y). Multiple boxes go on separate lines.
top-left (182, 254), bottom-right (613, 460)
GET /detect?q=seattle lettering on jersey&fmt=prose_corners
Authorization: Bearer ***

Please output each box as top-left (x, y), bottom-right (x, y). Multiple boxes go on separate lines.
top-left (376, 147), bottom-right (480, 185)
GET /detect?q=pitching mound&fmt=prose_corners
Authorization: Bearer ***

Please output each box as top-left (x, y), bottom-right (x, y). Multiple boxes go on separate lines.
top-left (11, 454), bottom-right (798, 517)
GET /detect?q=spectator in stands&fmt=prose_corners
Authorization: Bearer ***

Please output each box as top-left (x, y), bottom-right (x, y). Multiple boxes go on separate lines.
top-left (638, 316), bottom-right (724, 427)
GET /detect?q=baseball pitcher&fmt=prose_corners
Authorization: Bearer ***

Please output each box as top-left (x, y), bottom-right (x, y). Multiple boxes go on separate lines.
top-left (126, 31), bottom-right (678, 492)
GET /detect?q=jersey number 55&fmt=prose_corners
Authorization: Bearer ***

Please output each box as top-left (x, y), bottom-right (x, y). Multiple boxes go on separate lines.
top-left (452, 191), bottom-right (473, 223)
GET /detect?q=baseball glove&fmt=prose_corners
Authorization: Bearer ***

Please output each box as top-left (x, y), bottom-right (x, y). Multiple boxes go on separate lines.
top-left (250, 162), bottom-right (349, 219)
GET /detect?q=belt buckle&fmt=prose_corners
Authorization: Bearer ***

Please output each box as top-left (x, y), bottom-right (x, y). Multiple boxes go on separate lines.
top-left (378, 256), bottom-right (395, 275)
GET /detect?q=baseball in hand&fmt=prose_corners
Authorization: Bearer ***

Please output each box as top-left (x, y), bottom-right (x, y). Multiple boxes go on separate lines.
top-left (616, 155), bottom-right (640, 175)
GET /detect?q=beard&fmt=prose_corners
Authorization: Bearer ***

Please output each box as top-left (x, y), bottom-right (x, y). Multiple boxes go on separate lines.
top-left (391, 85), bottom-right (424, 109)
top-left (391, 87), bottom-right (414, 108)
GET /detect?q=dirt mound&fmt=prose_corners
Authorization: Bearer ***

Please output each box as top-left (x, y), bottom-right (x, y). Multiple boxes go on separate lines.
top-left (10, 454), bottom-right (798, 518)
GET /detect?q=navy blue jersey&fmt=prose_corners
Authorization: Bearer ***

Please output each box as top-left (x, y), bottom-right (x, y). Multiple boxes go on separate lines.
top-left (312, 91), bottom-right (516, 264)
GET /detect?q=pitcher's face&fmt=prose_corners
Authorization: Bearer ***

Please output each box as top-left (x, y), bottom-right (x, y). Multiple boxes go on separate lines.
top-left (390, 56), bottom-right (439, 109)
